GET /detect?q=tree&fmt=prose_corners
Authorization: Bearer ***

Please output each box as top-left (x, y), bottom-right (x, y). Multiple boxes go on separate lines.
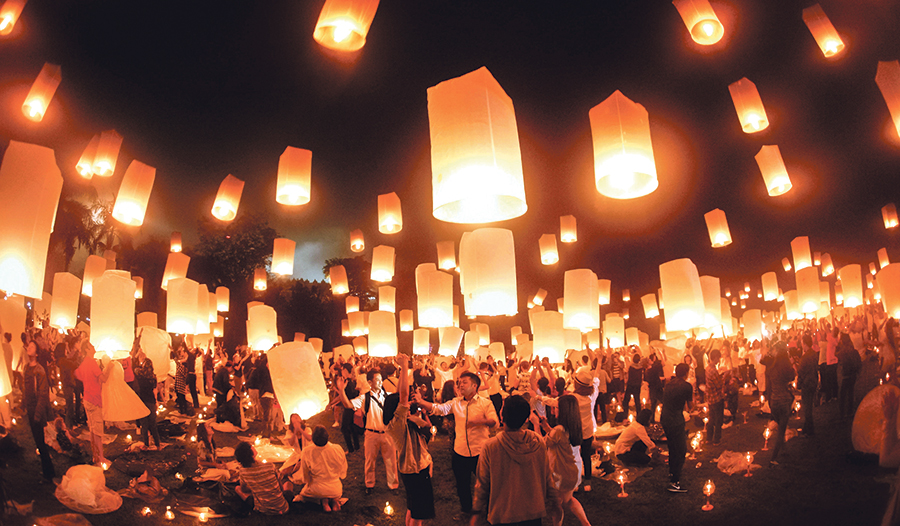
top-left (88, 199), bottom-right (133, 256)
top-left (49, 195), bottom-right (93, 271)
top-left (323, 256), bottom-right (376, 309)
top-left (193, 214), bottom-right (278, 289)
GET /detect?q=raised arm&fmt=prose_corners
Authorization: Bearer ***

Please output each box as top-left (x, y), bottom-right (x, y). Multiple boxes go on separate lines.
top-left (397, 354), bottom-right (410, 407)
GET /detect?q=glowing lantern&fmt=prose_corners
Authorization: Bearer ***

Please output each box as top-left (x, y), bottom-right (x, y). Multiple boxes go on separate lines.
top-left (755, 145), bottom-right (792, 196)
top-left (245, 304), bottom-right (276, 350)
top-left (427, 67), bottom-right (527, 224)
top-left (133, 276), bottom-right (144, 299)
top-left (161, 252), bottom-right (190, 291)
top-left (533, 288), bottom-right (548, 306)
top-left (368, 311), bottom-right (397, 357)
top-left (347, 311), bottom-right (364, 337)
top-left (329, 265), bottom-right (349, 295)
top-left (533, 310), bottom-right (564, 363)
top-left (642, 294), bottom-right (659, 319)
top-left (92, 130), bottom-right (123, 177)
top-left (471, 323), bottom-right (490, 345)
top-left (272, 238), bottom-right (296, 276)
top-left (170, 232), bottom-right (182, 253)
top-left (560, 215), bottom-right (577, 243)
top-left (379, 286), bottom-right (396, 313)
top-left (294, 332), bottom-right (306, 342)
top-left (352, 335), bottom-right (367, 355)
top-left (728, 78), bottom-right (769, 133)
top-left (216, 286), bottom-right (230, 311)
top-left (76, 135), bottom-right (100, 179)
top-left (254, 268), bottom-right (267, 291)
top-left (313, 0), bottom-right (379, 52)
top-left (459, 228), bottom-right (517, 316)
top-left (90, 271), bottom-right (136, 358)
top-left (350, 229), bottom-right (365, 253)
top-left (417, 269), bottom-right (453, 328)
top-left (820, 281), bottom-right (831, 307)
top-left (436, 241), bottom-right (456, 270)
top-left (622, 289), bottom-right (631, 302)
top-left (558, 298), bottom-right (565, 314)
top-left (371, 246), bottom-right (395, 282)
top-left (111, 160), bottom-right (155, 226)
top-left (762, 272), bottom-right (778, 301)
top-left (791, 236), bottom-right (812, 271)
top-left (590, 90), bottom-right (658, 199)
top-left (276, 146), bottom-right (311, 206)
top-left (438, 326), bottom-right (463, 356)
top-left (22, 63), bottom-right (61, 122)
top-left (672, 0), bottom-right (724, 45)
top-left (340, 319), bottom-right (350, 337)
top-left (0, 0), bottom-right (27, 35)
top-left (49, 273), bottom-right (80, 330)
top-left (871, 263), bottom-right (879, 276)
top-left (453, 304), bottom-right (460, 327)
top-left (211, 174), bottom-right (244, 221)
top-left (167, 278), bottom-right (199, 334)
top-left (563, 269), bottom-right (600, 332)
top-left (463, 330), bottom-right (479, 355)
top-left (802, 4), bottom-right (845, 58)
top-left (598, 279), bottom-right (611, 305)
top-left (377, 192), bottom-right (402, 234)
top-left (268, 341), bottom-right (328, 419)
top-left (744, 309), bottom-right (762, 341)
top-left (603, 315), bottom-right (625, 348)
top-left (699, 276), bottom-right (722, 328)
top-left (539, 234), bottom-right (559, 265)
top-left (704, 209), bottom-right (732, 247)
top-left (878, 264), bottom-right (900, 318)
top-left (624, 327), bottom-right (639, 347)
top-left (783, 290), bottom-right (801, 320)
top-left (413, 328), bottom-right (430, 355)
top-left (136, 312), bottom-right (157, 329)
top-left (877, 62), bottom-right (900, 140)
top-left (883, 203), bottom-right (900, 230)
top-left (659, 259), bottom-right (704, 331)
top-left (80, 255), bottom-right (107, 297)
top-left (821, 253), bottom-right (834, 277)
top-left (586, 328), bottom-right (600, 350)
top-left (346, 296), bottom-right (360, 314)
top-left (399, 309), bottom-right (413, 331)
top-left (879, 248), bottom-right (891, 270)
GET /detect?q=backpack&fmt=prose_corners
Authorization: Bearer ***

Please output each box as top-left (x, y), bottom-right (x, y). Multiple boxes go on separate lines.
top-left (354, 392), bottom-right (383, 431)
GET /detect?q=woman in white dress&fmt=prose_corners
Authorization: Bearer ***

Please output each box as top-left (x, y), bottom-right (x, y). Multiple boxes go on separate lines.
top-left (100, 356), bottom-right (149, 422)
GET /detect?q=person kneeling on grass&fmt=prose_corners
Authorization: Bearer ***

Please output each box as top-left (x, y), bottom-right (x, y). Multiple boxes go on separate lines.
top-left (299, 425), bottom-right (348, 512)
top-left (614, 409), bottom-right (657, 466)
top-left (235, 441), bottom-right (291, 515)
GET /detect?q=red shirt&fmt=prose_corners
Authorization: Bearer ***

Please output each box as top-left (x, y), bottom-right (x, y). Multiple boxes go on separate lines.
top-left (75, 357), bottom-right (102, 406)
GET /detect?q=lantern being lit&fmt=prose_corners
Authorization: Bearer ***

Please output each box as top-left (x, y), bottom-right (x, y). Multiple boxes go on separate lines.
top-left (533, 310), bottom-right (565, 363)
top-left (704, 208), bottom-right (732, 247)
top-left (399, 309), bottom-right (413, 331)
top-left (254, 268), bottom-right (267, 291)
top-left (313, 0), bottom-right (380, 52)
top-left (427, 67), bottom-right (527, 224)
top-left (560, 215), bottom-right (577, 243)
top-left (802, 4), bottom-right (845, 58)
top-left (876, 62), bottom-right (900, 138)
top-left (211, 174), bottom-right (244, 221)
top-left (22, 63), bottom-right (61, 122)
top-left (590, 90), bottom-right (658, 199)
top-left (755, 145), bottom-right (792, 196)
top-left (330, 265), bottom-right (349, 295)
top-left (272, 238), bottom-right (296, 276)
top-left (76, 135), bottom-right (100, 179)
top-left (672, 0), bottom-right (724, 45)
top-left (0, 0), bottom-right (27, 35)
top-left (92, 130), bottom-right (123, 177)
top-left (370, 246), bottom-right (395, 282)
top-left (112, 160), bottom-right (155, 226)
top-left (276, 146), bottom-right (311, 206)
top-left (134, 276), bottom-right (144, 299)
top-left (269, 342), bottom-right (329, 419)
top-left (50, 272), bottom-right (81, 330)
top-left (378, 192), bottom-right (402, 234)
top-left (459, 228), bottom-right (518, 316)
top-left (728, 78), bottom-right (769, 133)
top-left (413, 328), bottom-right (430, 355)
top-left (539, 234), bottom-right (559, 265)
top-left (883, 203), bottom-right (899, 229)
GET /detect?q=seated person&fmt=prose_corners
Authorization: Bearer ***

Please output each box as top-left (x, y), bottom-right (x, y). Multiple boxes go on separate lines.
top-left (51, 416), bottom-right (90, 462)
top-left (214, 377), bottom-right (243, 428)
top-left (614, 409), bottom-right (657, 466)
top-left (196, 422), bottom-right (224, 469)
top-left (234, 441), bottom-right (290, 515)
top-left (299, 425), bottom-right (348, 512)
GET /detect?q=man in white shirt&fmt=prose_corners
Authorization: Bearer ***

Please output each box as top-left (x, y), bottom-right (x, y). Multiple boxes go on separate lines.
top-left (614, 408), bottom-right (657, 466)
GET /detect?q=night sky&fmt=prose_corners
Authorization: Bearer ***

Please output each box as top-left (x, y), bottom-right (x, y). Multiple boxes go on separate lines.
top-left (1, 0), bottom-right (899, 339)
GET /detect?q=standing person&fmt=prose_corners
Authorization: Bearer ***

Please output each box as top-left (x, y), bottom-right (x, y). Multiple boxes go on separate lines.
top-left (768, 341), bottom-right (796, 466)
top-left (184, 345), bottom-right (200, 411)
top-left (57, 339), bottom-right (82, 430)
top-left (131, 337), bottom-right (162, 449)
top-left (798, 334), bottom-right (819, 436)
top-left (256, 354), bottom-right (277, 438)
top-left (661, 363), bottom-right (693, 493)
top-left (336, 367), bottom-right (399, 494)
top-left (646, 353), bottom-right (664, 422)
top-left (213, 360), bottom-right (234, 408)
top-left (571, 363), bottom-right (602, 493)
top-left (23, 340), bottom-right (55, 481)
top-left (470, 395), bottom-right (560, 526)
top-left (415, 371), bottom-right (498, 521)
top-left (174, 347), bottom-right (191, 415)
top-left (837, 332), bottom-right (862, 420)
top-left (75, 339), bottom-right (112, 466)
top-left (705, 349), bottom-right (725, 445)
top-left (203, 347), bottom-right (215, 396)
top-left (623, 352), bottom-right (644, 416)
top-left (538, 394), bottom-right (591, 526)
top-left (244, 354), bottom-right (261, 422)
top-left (338, 363), bottom-right (361, 453)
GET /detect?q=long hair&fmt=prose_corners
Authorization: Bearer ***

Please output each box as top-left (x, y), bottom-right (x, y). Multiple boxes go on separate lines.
top-left (556, 394), bottom-right (582, 446)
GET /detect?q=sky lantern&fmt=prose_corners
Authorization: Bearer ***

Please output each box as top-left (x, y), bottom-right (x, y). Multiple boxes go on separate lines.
top-left (161, 252), bottom-right (190, 290)
top-left (0, 0), bottom-right (27, 35)
top-left (813, 252), bottom-right (822, 267)
top-left (170, 232), bottom-right (182, 252)
top-left (167, 278), bottom-right (199, 334)
top-left (783, 290), bottom-right (801, 320)
top-left (699, 276), bottom-right (722, 328)
top-left (533, 310), bottom-right (564, 363)
top-left (660, 259), bottom-right (705, 331)
top-left (417, 269), bottom-right (453, 328)
top-left (762, 271), bottom-right (779, 301)
top-left (22, 63), bottom-right (61, 122)
top-left (802, 4), bottom-right (845, 58)
top-left (50, 272), bottom-right (80, 330)
top-left (464, 330), bottom-right (478, 355)
top-left (211, 174), bottom-right (244, 221)
top-left (791, 236), bottom-right (812, 271)
top-left (439, 326), bottom-right (463, 356)
top-left (560, 215), bottom-right (577, 243)
top-left (533, 288), bottom-right (548, 306)
top-left (743, 309), bottom-right (763, 341)
top-left (878, 264), bottom-right (900, 318)
top-left (539, 234), bottom-right (559, 265)
top-left (796, 267), bottom-right (821, 314)
top-left (453, 304), bottom-right (460, 327)
top-left (329, 265), bottom-right (349, 295)
top-left (0, 142), bottom-right (61, 298)
top-left (871, 263), bottom-right (879, 276)
top-left (754, 145), bottom-right (792, 196)
top-left (196, 286), bottom-right (211, 334)
top-left (378, 285), bottom-right (396, 313)
top-left (92, 130), bottom-right (123, 177)
top-left (81, 255), bottom-right (107, 297)
top-left (728, 78), bottom-right (769, 133)
top-left (377, 192), bottom-right (402, 234)
top-left (370, 245), bottom-right (395, 282)
top-left (350, 229), bottom-right (365, 252)
top-left (590, 90), bottom-right (658, 199)
top-left (368, 310), bottom-right (397, 357)
top-left (603, 315), bottom-right (625, 348)
top-left (272, 238), bottom-right (296, 276)
top-left (216, 286), bottom-right (229, 311)
top-left (75, 135), bottom-right (100, 179)
top-left (133, 276), bottom-right (144, 299)
top-left (309, 338), bottom-right (323, 355)
top-left (136, 311), bottom-right (157, 329)
top-left (563, 269), bottom-right (600, 332)
top-left (346, 295), bottom-right (360, 314)
top-left (428, 67), bottom-right (527, 224)
top-left (313, 0), bottom-right (379, 52)
top-left (253, 268), bottom-right (267, 291)
top-left (625, 327), bottom-right (640, 347)
top-left (348, 311), bottom-right (366, 337)
top-left (598, 279), bottom-right (611, 305)
top-left (821, 253), bottom-right (834, 276)
top-left (876, 62), bottom-right (900, 138)
top-left (834, 283), bottom-right (844, 305)
top-left (276, 146), bottom-right (312, 206)
top-left (436, 241), bottom-right (456, 270)
top-left (90, 270), bottom-right (136, 359)
top-left (672, 0), bottom-right (724, 45)
top-left (268, 342), bottom-right (328, 420)
top-left (207, 292), bottom-right (217, 322)
top-left (340, 319), bottom-right (350, 337)
top-left (247, 304), bottom-right (277, 350)
top-left (820, 281), bottom-right (831, 307)
top-left (459, 228), bottom-right (517, 316)
top-left (413, 328), bottom-right (430, 355)
top-left (867, 273), bottom-right (876, 290)
top-left (704, 209), bottom-right (732, 247)
top-left (641, 293), bottom-right (659, 319)
top-left (415, 263), bottom-right (436, 294)
top-left (510, 325), bottom-right (522, 342)
top-left (586, 328), bottom-right (600, 349)
top-left (472, 322), bottom-right (491, 345)
top-left (879, 248), bottom-right (891, 270)
top-left (621, 289), bottom-right (630, 303)
top-left (399, 309), bottom-right (413, 331)
top-left (782, 258), bottom-right (792, 272)
top-left (882, 203), bottom-right (899, 229)
top-left (112, 160), bottom-right (155, 226)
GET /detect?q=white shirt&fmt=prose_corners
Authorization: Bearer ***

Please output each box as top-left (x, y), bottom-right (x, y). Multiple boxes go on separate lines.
top-left (614, 421), bottom-right (655, 456)
top-left (430, 395), bottom-right (498, 457)
top-left (349, 389), bottom-right (387, 432)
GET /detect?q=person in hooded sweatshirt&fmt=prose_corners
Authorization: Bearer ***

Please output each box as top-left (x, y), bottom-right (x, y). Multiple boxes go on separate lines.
top-left (470, 394), bottom-right (561, 526)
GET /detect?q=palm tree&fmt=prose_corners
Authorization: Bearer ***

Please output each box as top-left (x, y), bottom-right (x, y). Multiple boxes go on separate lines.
top-left (49, 196), bottom-right (93, 271)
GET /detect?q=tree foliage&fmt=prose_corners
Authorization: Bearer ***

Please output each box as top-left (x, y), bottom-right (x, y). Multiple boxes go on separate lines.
top-left (194, 214), bottom-right (278, 288)
top-left (323, 256), bottom-right (376, 309)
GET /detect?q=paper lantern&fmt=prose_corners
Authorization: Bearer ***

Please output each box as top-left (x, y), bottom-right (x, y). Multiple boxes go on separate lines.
top-left (412, 328), bottom-right (430, 355)
top-left (370, 245), bottom-right (395, 282)
top-left (821, 253), bottom-right (834, 277)
top-left (313, 0), bottom-right (379, 52)
top-left (878, 264), bottom-right (900, 318)
top-left (623, 327), bottom-right (639, 347)
top-left (253, 268), bottom-right (267, 291)
top-left (272, 238), bottom-right (296, 276)
top-left (0, 142), bottom-right (62, 298)
top-left (659, 259), bottom-right (705, 331)
top-left (329, 265), bottom-right (349, 295)
top-left (136, 312), bottom-right (157, 329)
top-left (883, 203), bottom-right (899, 229)
top-left (879, 248), bottom-right (891, 270)
top-left (641, 294), bottom-right (659, 319)
top-left (268, 341), bottom-right (328, 419)
top-left (0, 0), bottom-right (27, 35)
top-left (761, 272), bottom-right (778, 301)
top-left (49, 273), bottom-right (80, 330)
top-left (585, 328), bottom-right (600, 350)
top-left (532, 310), bottom-right (564, 363)
top-left (598, 279), bottom-right (611, 305)
top-left (377, 192), bottom-right (402, 234)
top-left (167, 278), bottom-right (199, 334)
top-left (837, 265), bottom-right (862, 308)
top-left (453, 304), bottom-right (460, 327)
top-left (459, 228), bottom-right (517, 316)
top-left (293, 332), bottom-right (306, 343)
top-left (533, 288), bottom-right (548, 307)
top-left (560, 215), bottom-right (577, 243)
top-left (704, 209), bottom-right (732, 247)
top-left (90, 271), bottom-right (136, 359)
top-left (877, 61), bottom-right (900, 139)
top-left (161, 252), bottom-right (190, 291)
top-left (791, 236), bottom-right (812, 271)
top-left (247, 304), bottom-right (277, 351)
top-left (193, 287), bottom-right (209, 335)
top-left (206, 292), bottom-right (217, 322)
top-left (871, 263), bottom-right (879, 276)
top-left (488, 341), bottom-right (506, 361)
top-left (346, 296), bottom-right (360, 314)
top-left (557, 298), bottom-right (566, 315)
top-left (728, 78), bottom-right (769, 133)
top-left (436, 241), bottom-right (456, 270)
top-left (743, 309), bottom-right (763, 341)
top-left (754, 145), bottom-right (792, 196)
top-left (780, 258), bottom-right (791, 272)
top-left (802, 4), bottom-right (845, 58)
top-left (461, 330), bottom-right (478, 355)
top-left (338, 319), bottom-right (349, 337)
top-left (92, 130), bottom-right (123, 177)
top-left (167, 232), bottom-right (182, 253)
top-left (427, 67), bottom-right (528, 224)
top-left (215, 286), bottom-right (230, 312)
top-left (132, 276), bottom-right (144, 300)
top-left (398, 309), bottom-right (414, 331)
top-left (368, 310), bottom-right (397, 357)
top-left (75, 135), bottom-right (100, 179)
top-left (417, 269), bottom-right (453, 328)
top-left (80, 255), bottom-right (107, 297)
top-left (471, 322), bottom-right (490, 345)
top-left (435, 326), bottom-right (462, 357)
top-left (820, 281), bottom-right (832, 307)
top-left (563, 269), bottom-right (600, 332)
top-left (603, 315), bottom-right (625, 348)
top-left (22, 63), bottom-right (61, 122)
top-left (539, 234), bottom-right (559, 265)
top-left (699, 276), bottom-right (722, 328)
top-left (111, 160), bottom-right (155, 226)
top-left (672, 0), bottom-right (724, 45)
top-left (590, 90), bottom-right (658, 199)
top-left (276, 146), bottom-right (312, 206)
top-left (211, 174), bottom-right (244, 221)
top-left (350, 229), bottom-right (365, 253)
top-left (378, 285), bottom-right (396, 313)
top-left (346, 311), bottom-right (365, 337)
top-left (796, 267), bottom-right (820, 314)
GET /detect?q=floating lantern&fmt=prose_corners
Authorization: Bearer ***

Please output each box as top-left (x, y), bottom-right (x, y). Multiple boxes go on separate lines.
top-left (879, 264), bottom-right (900, 318)
top-left (463, 330), bottom-right (479, 355)
top-left (196, 286), bottom-right (210, 335)
top-left (782, 258), bottom-right (792, 272)
top-left (253, 268), bottom-right (267, 291)
top-left (702, 479), bottom-right (716, 511)
top-left (133, 276), bottom-right (144, 299)
top-left (329, 265), bottom-right (349, 295)
top-left (167, 278), bottom-right (199, 334)
top-left (50, 272), bottom-right (80, 330)
top-left (459, 228), bottom-right (517, 316)
top-left (883, 203), bottom-right (900, 229)
top-left (743, 309), bottom-right (762, 341)
top-left (377, 192), bottom-right (402, 234)
top-left (659, 259), bottom-right (705, 331)
top-left (399, 309), bottom-right (413, 331)
top-left (835, 283), bottom-right (844, 305)
top-left (427, 67), bottom-right (527, 224)
top-left (436, 241), bottom-right (456, 270)
top-left (248, 304), bottom-right (277, 350)
top-left (268, 341), bottom-right (328, 419)
top-left (0, 142), bottom-right (62, 298)
top-left (728, 78), bottom-right (769, 133)
top-left (802, 4), bottom-right (845, 58)
top-left (136, 312), bottom-right (157, 329)
top-left (672, 0), bottom-right (724, 45)
top-left (700, 275), bottom-right (722, 328)
top-left (813, 252), bottom-right (822, 267)
top-left (871, 263), bottom-right (879, 276)
top-left (22, 63), bottom-right (61, 122)
top-left (791, 236), bottom-right (812, 271)
top-left (368, 310), bottom-right (397, 357)
top-left (211, 174), bottom-right (244, 221)
top-left (91, 270), bottom-right (136, 358)
top-left (839, 265), bottom-right (863, 307)
top-left (76, 135), bottom-right (100, 179)
top-left (783, 290), bottom-right (801, 320)
top-left (346, 296), bottom-right (360, 314)
top-left (762, 272), bottom-right (778, 301)
top-left (112, 160), bottom-right (155, 226)
top-left (371, 245), bottom-right (395, 282)
top-left (471, 322), bottom-right (490, 345)
top-left (272, 238), bottom-right (296, 276)
top-left (560, 215), bottom-right (577, 243)
top-left (558, 298), bottom-right (565, 314)
top-left (590, 90), bottom-right (658, 199)
top-left (625, 327), bottom-right (640, 347)
top-left (622, 289), bottom-right (631, 302)
top-left (417, 269), bottom-right (453, 327)
top-left (703, 208), bottom-right (732, 247)
top-left (161, 252), bottom-right (190, 291)
top-left (0, 0), bottom-right (27, 35)
top-left (598, 279), bottom-right (611, 305)
top-left (453, 304), bottom-right (460, 327)
top-left (349, 229), bottom-right (365, 253)
top-left (215, 286), bottom-right (230, 312)
top-left (92, 130), bottom-right (123, 177)
top-left (877, 62), bottom-right (900, 138)
top-left (379, 285), bottom-right (396, 313)
top-left (754, 145), bottom-right (792, 196)
top-left (313, 0), bottom-right (380, 52)
top-left (276, 146), bottom-right (312, 206)
top-left (170, 232), bottom-right (182, 253)
top-left (533, 310), bottom-right (564, 363)
top-left (642, 293), bottom-right (659, 319)
top-left (563, 269), bottom-right (600, 332)
top-left (821, 253), bottom-right (834, 276)
top-left (603, 315), bottom-right (625, 348)
top-left (659, 323), bottom-right (667, 340)
top-left (724, 287), bottom-right (731, 298)
top-left (340, 319), bottom-right (350, 337)
top-left (533, 288), bottom-right (548, 306)
top-left (81, 255), bottom-right (107, 297)
top-left (586, 328), bottom-right (600, 349)
top-left (413, 328), bottom-right (430, 355)
top-left (879, 248), bottom-right (891, 269)
top-left (348, 311), bottom-right (365, 337)
top-left (539, 234), bottom-right (558, 265)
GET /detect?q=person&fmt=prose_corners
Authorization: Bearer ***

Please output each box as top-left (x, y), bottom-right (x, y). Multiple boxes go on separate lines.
top-left (256, 354), bottom-right (277, 438)
top-left (336, 367), bottom-right (399, 494)
top-left (538, 394), bottom-right (590, 526)
top-left (75, 339), bottom-right (113, 466)
top-left (571, 362), bottom-right (602, 492)
top-left (646, 353), bottom-right (664, 422)
top-left (196, 421), bottom-right (221, 468)
top-left (798, 334), bottom-right (819, 436)
top-left (235, 441), bottom-right (290, 515)
top-left (280, 413), bottom-right (312, 485)
top-left (661, 362), bottom-right (693, 493)
top-left (416, 371), bottom-right (498, 521)
top-left (212, 360), bottom-right (234, 408)
top-left (23, 340), bottom-right (55, 481)
top-left (837, 332), bottom-right (861, 420)
top-left (100, 355), bottom-right (150, 423)
top-left (879, 388), bottom-right (900, 525)
top-left (214, 374), bottom-right (244, 428)
top-left (185, 345), bottom-right (200, 411)
top-left (470, 394), bottom-right (560, 526)
top-left (705, 348), bottom-right (725, 445)
top-left (614, 408), bottom-right (657, 466)
top-left (337, 363), bottom-right (361, 453)
top-left (623, 352), bottom-right (643, 416)
top-left (131, 336), bottom-right (162, 449)
top-left (299, 425), bottom-right (348, 512)
top-left (57, 339), bottom-right (82, 430)
top-left (767, 341), bottom-right (796, 466)
top-left (174, 347), bottom-right (191, 415)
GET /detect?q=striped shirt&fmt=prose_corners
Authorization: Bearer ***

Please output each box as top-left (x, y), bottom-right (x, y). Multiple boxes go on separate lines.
top-left (239, 463), bottom-right (289, 515)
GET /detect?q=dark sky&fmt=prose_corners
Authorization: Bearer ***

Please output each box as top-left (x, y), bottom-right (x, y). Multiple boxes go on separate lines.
top-left (1, 0), bottom-right (899, 338)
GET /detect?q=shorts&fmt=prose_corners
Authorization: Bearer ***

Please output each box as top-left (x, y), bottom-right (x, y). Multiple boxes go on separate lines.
top-left (399, 467), bottom-right (435, 520)
top-left (84, 399), bottom-right (104, 436)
